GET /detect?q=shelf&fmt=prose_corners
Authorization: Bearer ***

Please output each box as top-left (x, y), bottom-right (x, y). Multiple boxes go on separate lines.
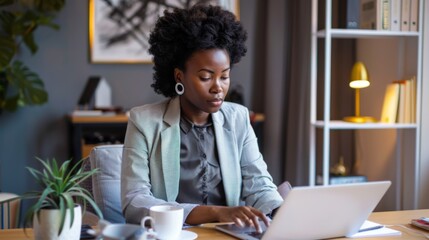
top-left (316, 29), bottom-right (419, 39)
top-left (312, 121), bottom-right (417, 129)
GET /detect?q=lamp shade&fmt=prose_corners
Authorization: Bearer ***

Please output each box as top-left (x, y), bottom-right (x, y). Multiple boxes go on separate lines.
top-left (349, 61), bottom-right (370, 89)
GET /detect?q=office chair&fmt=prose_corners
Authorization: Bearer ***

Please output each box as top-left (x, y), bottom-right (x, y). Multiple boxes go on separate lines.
top-left (89, 144), bottom-right (126, 224)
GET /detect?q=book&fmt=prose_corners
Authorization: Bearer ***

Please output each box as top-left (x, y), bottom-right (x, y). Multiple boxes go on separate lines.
top-left (410, 76), bottom-right (416, 123)
top-left (72, 110), bottom-right (104, 116)
top-left (381, 0), bottom-right (390, 30)
top-left (409, 0), bottom-right (419, 31)
top-left (380, 78), bottom-right (416, 124)
top-left (380, 83), bottom-right (400, 123)
top-left (396, 80), bottom-right (406, 123)
top-left (316, 175), bottom-right (368, 185)
top-left (404, 79), bottom-right (412, 123)
top-left (329, 175), bottom-right (367, 185)
top-left (390, 0), bottom-right (402, 31)
top-left (411, 217), bottom-right (429, 231)
top-left (360, 0), bottom-right (389, 30)
top-left (400, 0), bottom-right (411, 31)
top-left (360, 0), bottom-right (379, 29)
top-left (346, 0), bottom-right (360, 29)
top-left (395, 78), bottom-right (416, 123)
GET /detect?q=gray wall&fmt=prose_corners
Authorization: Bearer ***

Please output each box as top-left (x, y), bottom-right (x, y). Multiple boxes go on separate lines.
top-left (0, 1), bottom-right (268, 193)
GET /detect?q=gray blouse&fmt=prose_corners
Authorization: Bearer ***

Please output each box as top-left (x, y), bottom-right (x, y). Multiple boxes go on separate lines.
top-left (176, 116), bottom-right (226, 206)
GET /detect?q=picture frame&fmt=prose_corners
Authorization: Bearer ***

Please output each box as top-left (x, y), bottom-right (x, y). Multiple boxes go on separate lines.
top-left (89, 0), bottom-right (240, 64)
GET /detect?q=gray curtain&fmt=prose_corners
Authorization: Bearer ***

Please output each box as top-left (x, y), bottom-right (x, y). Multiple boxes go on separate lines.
top-left (261, 0), bottom-right (312, 186)
top-left (261, 0), bottom-right (355, 187)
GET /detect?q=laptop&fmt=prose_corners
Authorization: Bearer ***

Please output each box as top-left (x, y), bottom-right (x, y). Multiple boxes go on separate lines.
top-left (215, 181), bottom-right (391, 240)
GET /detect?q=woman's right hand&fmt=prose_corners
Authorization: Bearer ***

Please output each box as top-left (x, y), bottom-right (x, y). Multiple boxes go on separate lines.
top-left (213, 206), bottom-right (269, 233)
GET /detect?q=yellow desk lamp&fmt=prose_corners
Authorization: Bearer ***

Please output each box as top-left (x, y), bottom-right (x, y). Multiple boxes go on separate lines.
top-left (343, 61), bottom-right (376, 123)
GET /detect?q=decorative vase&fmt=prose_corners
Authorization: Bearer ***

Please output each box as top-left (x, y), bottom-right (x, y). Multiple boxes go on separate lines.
top-left (33, 205), bottom-right (82, 240)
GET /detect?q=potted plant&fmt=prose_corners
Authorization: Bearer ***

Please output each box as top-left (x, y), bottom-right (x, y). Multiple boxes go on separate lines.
top-left (1, 157), bottom-right (103, 240)
top-left (0, 0), bottom-right (65, 112)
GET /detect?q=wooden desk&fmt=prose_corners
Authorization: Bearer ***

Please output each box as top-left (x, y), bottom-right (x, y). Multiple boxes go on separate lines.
top-left (1, 209), bottom-right (428, 239)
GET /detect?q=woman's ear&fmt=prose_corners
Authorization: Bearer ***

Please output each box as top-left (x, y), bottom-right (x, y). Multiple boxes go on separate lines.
top-left (174, 68), bottom-right (183, 83)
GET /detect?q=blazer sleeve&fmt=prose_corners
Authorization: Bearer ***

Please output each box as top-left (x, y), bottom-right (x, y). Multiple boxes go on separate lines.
top-left (237, 108), bottom-right (283, 214)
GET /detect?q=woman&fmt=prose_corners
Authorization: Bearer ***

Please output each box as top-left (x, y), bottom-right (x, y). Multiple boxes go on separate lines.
top-left (121, 4), bottom-right (283, 231)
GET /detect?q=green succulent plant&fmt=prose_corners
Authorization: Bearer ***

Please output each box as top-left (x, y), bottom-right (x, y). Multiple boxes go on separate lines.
top-left (1, 157), bottom-right (103, 235)
top-left (0, 0), bottom-right (65, 112)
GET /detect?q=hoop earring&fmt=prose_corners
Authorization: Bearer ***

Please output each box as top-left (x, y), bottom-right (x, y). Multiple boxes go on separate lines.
top-left (175, 83), bottom-right (184, 95)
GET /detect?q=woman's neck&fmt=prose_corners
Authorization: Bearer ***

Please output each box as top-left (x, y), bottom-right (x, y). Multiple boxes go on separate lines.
top-left (180, 105), bottom-right (210, 126)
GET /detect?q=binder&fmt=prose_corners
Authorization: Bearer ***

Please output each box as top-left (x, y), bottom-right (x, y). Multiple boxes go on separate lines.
top-left (409, 0), bottom-right (418, 31)
top-left (390, 0), bottom-right (401, 31)
top-left (400, 0), bottom-right (411, 31)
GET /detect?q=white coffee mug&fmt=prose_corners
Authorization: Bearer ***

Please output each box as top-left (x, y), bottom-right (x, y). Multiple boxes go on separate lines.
top-left (142, 205), bottom-right (184, 240)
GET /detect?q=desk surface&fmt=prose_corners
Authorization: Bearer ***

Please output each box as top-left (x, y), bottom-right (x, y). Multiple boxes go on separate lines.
top-left (1, 209), bottom-right (428, 239)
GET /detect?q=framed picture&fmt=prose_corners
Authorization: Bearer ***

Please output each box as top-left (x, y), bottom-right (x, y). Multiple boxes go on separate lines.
top-left (89, 0), bottom-right (240, 64)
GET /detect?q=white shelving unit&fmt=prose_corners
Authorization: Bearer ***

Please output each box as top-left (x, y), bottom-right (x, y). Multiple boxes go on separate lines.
top-left (309, 0), bottom-right (424, 210)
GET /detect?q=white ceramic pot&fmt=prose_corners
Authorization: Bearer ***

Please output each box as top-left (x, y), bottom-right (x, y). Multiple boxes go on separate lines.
top-left (33, 205), bottom-right (82, 240)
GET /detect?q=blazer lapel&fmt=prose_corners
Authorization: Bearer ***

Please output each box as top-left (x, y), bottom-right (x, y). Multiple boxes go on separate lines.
top-left (161, 97), bottom-right (181, 201)
top-left (213, 112), bottom-right (240, 206)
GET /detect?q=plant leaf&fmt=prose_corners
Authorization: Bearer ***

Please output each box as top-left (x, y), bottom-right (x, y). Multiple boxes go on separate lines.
top-left (22, 29), bottom-right (38, 54)
top-left (0, 36), bottom-right (15, 70)
top-left (2, 61), bottom-right (48, 111)
top-left (63, 193), bottom-right (75, 229)
top-left (70, 190), bottom-right (104, 220)
top-left (0, 0), bottom-right (14, 7)
top-left (34, 0), bottom-right (66, 12)
top-left (0, 10), bottom-right (15, 34)
top-left (17, 157), bottom-right (103, 236)
top-left (58, 197), bottom-right (66, 235)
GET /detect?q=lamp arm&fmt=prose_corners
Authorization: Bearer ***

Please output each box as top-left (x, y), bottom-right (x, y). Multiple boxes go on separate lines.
top-left (355, 88), bottom-right (360, 117)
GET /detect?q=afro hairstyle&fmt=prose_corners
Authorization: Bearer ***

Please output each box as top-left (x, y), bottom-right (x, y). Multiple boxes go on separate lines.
top-left (148, 4), bottom-right (247, 97)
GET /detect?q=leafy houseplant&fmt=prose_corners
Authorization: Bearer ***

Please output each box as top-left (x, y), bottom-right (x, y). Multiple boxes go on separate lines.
top-left (0, 0), bottom-right (65, 112)
top-left (2, 157), bottom-right (103, 238)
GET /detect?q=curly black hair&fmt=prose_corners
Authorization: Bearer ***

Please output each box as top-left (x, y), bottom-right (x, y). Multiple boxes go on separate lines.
top-left (148, 4), bottom-right (247, 97)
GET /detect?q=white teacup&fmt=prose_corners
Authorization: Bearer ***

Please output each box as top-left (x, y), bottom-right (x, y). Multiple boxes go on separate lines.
top-left (142, 205), bottom-right (184, 240)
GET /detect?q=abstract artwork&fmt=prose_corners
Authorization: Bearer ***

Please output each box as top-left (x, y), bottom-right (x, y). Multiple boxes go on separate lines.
top-left (89, 0), bottom-right (239, 63)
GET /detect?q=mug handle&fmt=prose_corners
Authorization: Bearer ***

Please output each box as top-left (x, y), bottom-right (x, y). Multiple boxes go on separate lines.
top-left (141, 216), bottom-right (157, 240)
top-left (141, 216), bottom-right (155, 229)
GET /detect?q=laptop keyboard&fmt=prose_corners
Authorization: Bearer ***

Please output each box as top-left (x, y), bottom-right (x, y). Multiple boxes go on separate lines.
top-left (245, 230), bottom-right (265, 239)
top-left (215, 221), bottom-right (268, 240)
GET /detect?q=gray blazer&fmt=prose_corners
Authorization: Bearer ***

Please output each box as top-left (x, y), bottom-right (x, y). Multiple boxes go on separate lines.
top-left (121, 97), bottom-right (283, 224)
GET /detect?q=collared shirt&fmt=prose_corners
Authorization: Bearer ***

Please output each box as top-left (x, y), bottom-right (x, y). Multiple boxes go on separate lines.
top-left (176, 116), bottom-right (226, 206)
